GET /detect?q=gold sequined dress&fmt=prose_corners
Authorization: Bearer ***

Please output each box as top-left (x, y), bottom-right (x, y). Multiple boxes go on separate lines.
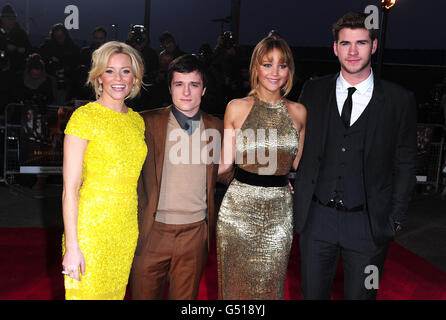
top-left (62, 102), bottom-right (147, 300)
top-left (217, 96), bottom-right (299, 299)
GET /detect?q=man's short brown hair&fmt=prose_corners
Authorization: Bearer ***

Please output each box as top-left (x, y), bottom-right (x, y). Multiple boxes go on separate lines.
top-left (332, 12), bottom-right (377, 42)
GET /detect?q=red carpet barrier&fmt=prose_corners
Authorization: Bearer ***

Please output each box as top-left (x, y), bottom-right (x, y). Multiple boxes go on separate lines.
top-left (1, 228), bottom-right (445, 300)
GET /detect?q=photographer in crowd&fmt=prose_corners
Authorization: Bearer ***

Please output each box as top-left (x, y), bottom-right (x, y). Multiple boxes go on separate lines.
top-left (159, 31), bottom-right (185, 60)
top-left (39, 23), bottom-right (80, 104)
top-left (0, 4), bottom-right (31, 73)
top-left (12, 53), bottom-right (53, 106)
top-left (125, 25), bottom-right (159, 111)
top-left (80, 26), bottom-right (107, 69)
top-left (209, 31), bottom-right (244, 114)
top-left (127, 24), bottom-right (158, 84)
top-left (146, 50), bottom-right (173, 109)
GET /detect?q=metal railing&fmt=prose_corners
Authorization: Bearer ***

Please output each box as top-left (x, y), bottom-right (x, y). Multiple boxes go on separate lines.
top-left (416, 123), bottom-right (445, 193)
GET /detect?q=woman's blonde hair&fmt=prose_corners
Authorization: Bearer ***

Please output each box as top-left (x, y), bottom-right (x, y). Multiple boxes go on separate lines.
top-left (87, 41), bottom-right (144, 100)
top-left (249, 35), bottom-right (295, 97)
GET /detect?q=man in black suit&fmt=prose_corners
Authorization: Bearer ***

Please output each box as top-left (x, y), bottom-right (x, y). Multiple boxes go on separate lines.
top-left (293, 12), bottom-right (417, 300)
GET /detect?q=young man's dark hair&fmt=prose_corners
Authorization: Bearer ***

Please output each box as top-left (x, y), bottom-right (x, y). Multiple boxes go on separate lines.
top-left (332, 11), bottom-right (377, 42)
top-left (167, 54), bottom-right (207, 89)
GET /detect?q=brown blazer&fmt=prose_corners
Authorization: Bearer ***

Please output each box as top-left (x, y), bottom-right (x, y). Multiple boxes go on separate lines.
top-left (134, 106), bottom-right (232, 254)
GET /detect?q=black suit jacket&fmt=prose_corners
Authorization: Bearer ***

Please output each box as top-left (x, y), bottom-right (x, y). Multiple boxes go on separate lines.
top-left (293, 73), bottom-right (417, 245)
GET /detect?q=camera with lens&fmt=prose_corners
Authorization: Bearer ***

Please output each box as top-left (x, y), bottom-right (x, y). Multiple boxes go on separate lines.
top-left (128, 25), bottom-right (147, 47)
top-left (0, 27), bottom-right (10, 71)
top-left (0, 49), bottom-right (8, 71)
top-left (221, 31), bottom-right (235, 49)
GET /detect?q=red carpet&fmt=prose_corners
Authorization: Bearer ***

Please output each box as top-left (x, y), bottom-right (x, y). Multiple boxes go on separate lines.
top-left (1, 228), bottom-right (446, 300)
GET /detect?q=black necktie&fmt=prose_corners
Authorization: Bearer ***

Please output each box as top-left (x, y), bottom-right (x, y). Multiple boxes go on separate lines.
top-left (341, 87), bottom-right (356, 128)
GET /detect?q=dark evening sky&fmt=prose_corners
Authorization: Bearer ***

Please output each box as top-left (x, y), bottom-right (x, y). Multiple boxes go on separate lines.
top-left (8, 0), bottom-right (446, 53)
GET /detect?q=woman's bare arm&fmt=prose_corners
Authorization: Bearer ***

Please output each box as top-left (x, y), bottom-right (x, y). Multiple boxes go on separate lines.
top-left (62, 134), bottom-right (88, 281)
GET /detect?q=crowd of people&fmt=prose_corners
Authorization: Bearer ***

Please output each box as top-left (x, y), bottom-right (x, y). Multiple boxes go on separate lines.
top-left (0, 3), bottom-right (260, 117)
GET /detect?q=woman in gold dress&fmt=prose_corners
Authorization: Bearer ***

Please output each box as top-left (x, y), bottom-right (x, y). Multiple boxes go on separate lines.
top-left (61, 41), bottom-right (147, 299)
top-left (217, 34), bottom-right (306, 299)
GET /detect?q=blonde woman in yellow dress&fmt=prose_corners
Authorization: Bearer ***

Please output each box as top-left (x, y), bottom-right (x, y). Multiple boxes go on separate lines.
top-left (217, 34), bottom-right (306, 299)
top-left (61, 41), bottom-right (147, 300)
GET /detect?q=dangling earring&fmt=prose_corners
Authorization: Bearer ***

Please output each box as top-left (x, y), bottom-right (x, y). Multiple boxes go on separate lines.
top-left (99, 84), bottom-right (103, 92)
top-left (131, 87), bottom-right (135, 92)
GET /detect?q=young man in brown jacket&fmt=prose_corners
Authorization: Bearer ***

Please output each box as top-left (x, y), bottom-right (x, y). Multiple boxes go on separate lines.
top-left (130, 54), bottom-right (231, 299)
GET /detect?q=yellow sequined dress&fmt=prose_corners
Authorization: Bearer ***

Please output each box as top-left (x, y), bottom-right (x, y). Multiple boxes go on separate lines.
top-left (62, 102), bottom-right (147, 300)
top-left (216, 96), bottom-right (299, 299)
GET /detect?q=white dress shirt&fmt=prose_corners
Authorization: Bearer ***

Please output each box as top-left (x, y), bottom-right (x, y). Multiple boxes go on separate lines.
top-left (336, 70), bottom-right (374, 125)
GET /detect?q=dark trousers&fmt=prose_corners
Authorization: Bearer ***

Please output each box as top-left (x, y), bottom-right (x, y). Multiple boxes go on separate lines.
top-left (299, 201), bottom-right (389, 300)
top-left (131, 219), bottom-right (208, 300)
